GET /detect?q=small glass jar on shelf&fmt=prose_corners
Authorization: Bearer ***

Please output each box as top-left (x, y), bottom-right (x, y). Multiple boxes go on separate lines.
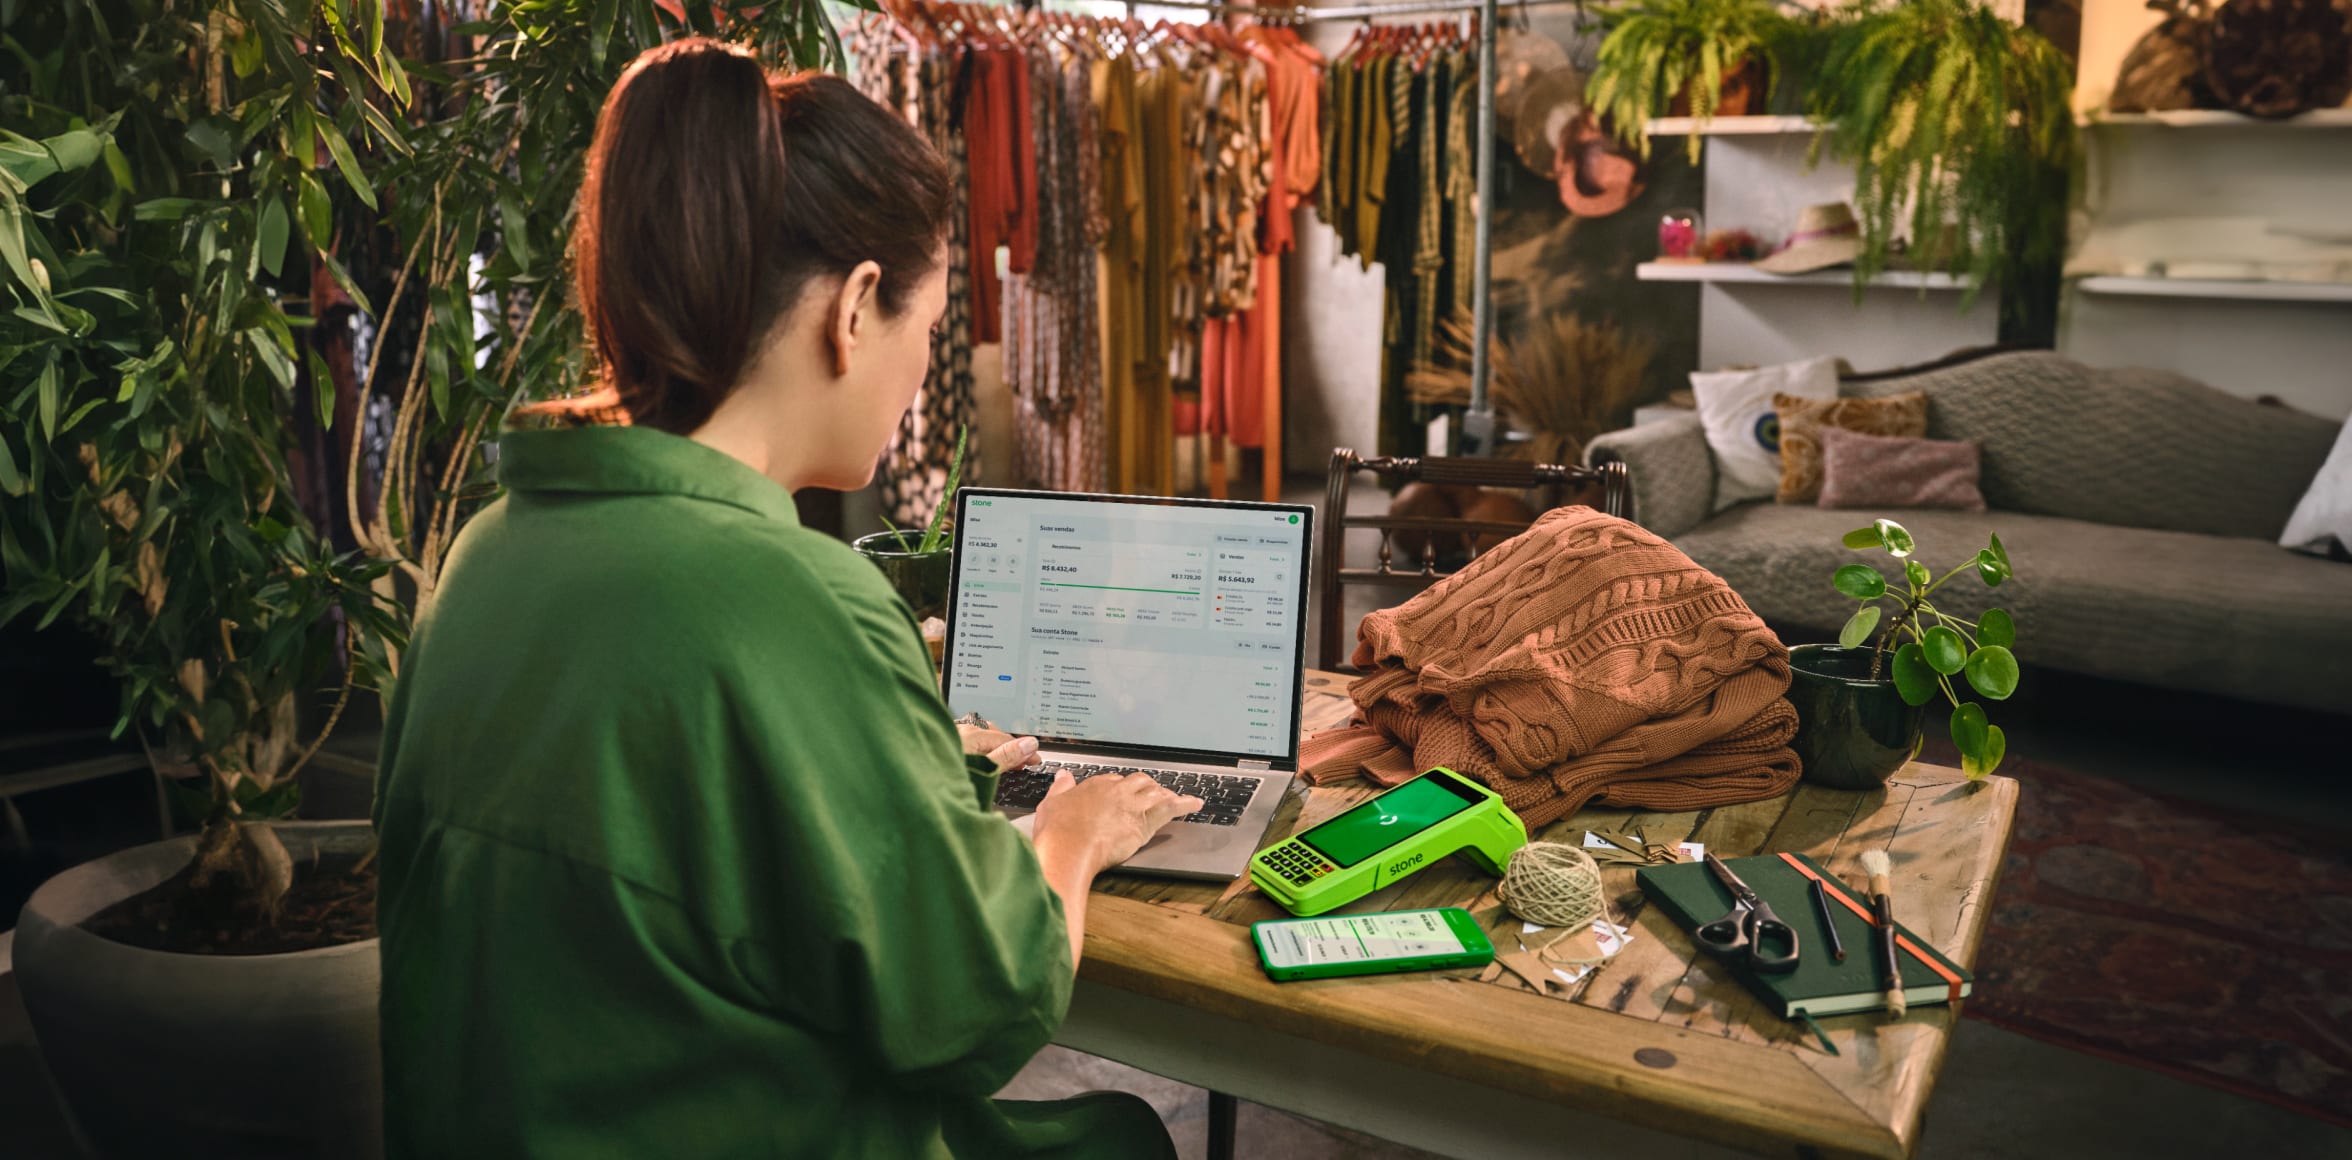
top-left (1657, 207), bottom-right (1704, 263)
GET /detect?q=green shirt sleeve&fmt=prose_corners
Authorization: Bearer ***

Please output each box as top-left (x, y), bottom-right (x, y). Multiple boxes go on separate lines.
top-left (717, 549), bottom-right (1072, 1098)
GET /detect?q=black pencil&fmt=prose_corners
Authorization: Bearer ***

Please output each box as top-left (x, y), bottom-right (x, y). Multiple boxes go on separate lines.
top-left (1809, 876), bottom-right (1846, 962)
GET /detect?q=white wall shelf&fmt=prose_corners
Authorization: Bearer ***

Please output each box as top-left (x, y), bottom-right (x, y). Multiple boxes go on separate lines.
top-left (2076, 275), bottom-right (2352, 303)
top-left (1643, 115), bottom-right (1819, 136)
top-left (2082, 109), bottom-right (2352, 130)
top-left (1637, 262), bottom-right (1971, 291)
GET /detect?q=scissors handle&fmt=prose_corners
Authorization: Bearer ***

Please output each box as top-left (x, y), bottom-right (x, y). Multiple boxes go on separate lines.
top-left (1695, 904), bottom-right (1802, 974)
top-left (1694, 909), bottom-right (1754, 955)
top-left (1742, 902), bottom-right (1801, 974)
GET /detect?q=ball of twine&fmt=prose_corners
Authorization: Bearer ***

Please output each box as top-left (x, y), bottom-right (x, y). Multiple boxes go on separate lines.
top-left (1497, 841), bottom-right (1606, 931)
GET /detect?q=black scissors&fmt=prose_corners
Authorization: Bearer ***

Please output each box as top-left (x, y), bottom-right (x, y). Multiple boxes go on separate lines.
top-left (1693, 854), bottom-right (1800, 973)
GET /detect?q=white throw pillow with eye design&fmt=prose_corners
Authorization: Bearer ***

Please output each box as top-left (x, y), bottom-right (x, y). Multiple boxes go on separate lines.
top-left (1690, 356), bottom-right (1841, 512)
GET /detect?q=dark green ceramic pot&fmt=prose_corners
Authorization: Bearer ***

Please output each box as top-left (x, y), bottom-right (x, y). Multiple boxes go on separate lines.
top-left (852, 532), bottom-right (952, 622)
top-left (1786, 643), bottom-right (1926, 790)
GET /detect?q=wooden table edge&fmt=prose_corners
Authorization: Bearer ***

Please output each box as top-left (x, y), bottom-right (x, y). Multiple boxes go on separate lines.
top-left (1872, 770), bottom-right (2021, 1158)
top-left (1078, 892), bottom-right (1906, 1160)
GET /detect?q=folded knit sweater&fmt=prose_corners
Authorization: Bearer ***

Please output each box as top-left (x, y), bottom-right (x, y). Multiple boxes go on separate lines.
top-left (1300, 506), bottom-right (1801, 828)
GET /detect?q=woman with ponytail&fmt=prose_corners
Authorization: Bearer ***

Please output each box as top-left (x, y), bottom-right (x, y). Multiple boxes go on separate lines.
top-left (372, 40), bottom-right (1186, 1158)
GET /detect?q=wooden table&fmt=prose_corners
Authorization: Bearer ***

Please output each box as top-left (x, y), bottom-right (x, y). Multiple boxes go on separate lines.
top-left (1061, 670), bottom-right (2018, 1160)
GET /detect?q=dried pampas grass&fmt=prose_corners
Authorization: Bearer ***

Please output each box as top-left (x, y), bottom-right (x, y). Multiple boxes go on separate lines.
top-left (1407, 313), bottom-right (1657, 467)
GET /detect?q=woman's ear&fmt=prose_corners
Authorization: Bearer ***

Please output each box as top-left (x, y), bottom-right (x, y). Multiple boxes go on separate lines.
top-left (828, 261), bottom-right (885, 377)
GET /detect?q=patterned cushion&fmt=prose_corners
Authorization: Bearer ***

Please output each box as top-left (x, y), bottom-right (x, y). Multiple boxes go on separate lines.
top-left (1773, 390), bottom-right (1929, 503)
top-left (1816, 427), bottom-right (1986, 510)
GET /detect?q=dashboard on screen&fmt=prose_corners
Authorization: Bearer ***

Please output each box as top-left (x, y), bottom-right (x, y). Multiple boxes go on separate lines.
top-left (942, 491), bottom-right (1310, 762)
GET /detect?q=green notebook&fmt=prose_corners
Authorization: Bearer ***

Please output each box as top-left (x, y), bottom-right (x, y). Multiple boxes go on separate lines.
top-left (1636, 852), bottom-right (1974, 1019)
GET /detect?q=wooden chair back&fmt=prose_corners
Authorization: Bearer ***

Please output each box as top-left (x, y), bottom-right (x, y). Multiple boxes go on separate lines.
top-left (1315, 449), bottom-right (1630, 669)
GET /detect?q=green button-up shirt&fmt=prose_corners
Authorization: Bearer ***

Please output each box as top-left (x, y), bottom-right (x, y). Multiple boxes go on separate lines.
top-left (375, 427), bottom-right (1165, 1158)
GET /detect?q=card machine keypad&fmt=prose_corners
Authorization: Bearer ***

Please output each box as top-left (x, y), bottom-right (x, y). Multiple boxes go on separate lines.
top-left (1256, 843), bottom-right (1339, 887)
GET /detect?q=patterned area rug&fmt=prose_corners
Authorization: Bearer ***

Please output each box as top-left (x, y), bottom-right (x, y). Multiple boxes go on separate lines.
top-left (1927, 744), bottom-right (2352, 1127)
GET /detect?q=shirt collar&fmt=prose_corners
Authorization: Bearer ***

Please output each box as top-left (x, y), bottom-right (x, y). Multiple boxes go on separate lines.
top-left (495, 426), bottom-right (802, 527)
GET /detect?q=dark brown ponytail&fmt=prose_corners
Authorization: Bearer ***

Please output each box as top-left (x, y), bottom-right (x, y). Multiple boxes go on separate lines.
top-left (552, 39), bottom-right (952, 435)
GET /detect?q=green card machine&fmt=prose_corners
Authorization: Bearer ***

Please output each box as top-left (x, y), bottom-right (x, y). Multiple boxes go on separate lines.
top-left (1250, 767), bottom-right (1528, 916)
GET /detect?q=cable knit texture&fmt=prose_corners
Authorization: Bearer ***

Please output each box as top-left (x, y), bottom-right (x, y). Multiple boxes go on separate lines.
top-left (1300, 507), bottom-right (1801, 828)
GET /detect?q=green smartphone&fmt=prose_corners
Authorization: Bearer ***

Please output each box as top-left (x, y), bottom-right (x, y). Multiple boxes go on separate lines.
top-left (1248, 767), bottom-right (1529, 917)
top-left (1251, 907), bottom-right (1496, 982)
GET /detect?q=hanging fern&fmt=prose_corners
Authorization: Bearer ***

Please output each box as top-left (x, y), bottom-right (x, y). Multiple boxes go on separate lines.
top-left (1588, 0), bottom-right (1792, 162)
top-left (1803, 0), bottom-right (2075, 322)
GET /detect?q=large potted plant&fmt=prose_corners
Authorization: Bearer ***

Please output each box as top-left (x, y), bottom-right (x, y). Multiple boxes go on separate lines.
top-left (1, 2), bottom-right (844, 1154)
top-left (1586, 0), bottom-right (1793, 161)
top-left (1, 2), bottom-right (408, 1152)
top-left (1789, 518), bottom-right (2021, 788)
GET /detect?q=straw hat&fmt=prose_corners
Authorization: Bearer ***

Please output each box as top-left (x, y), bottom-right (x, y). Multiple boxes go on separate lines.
top-left (1754, 202), bottom-right (1864, 274)
top-left (1554, 111), bottom-right (1643, 218)
top-left (1496, 30), bottom-right (1574, 152)
top-left (1512, 67), bottom-right (1586, 179)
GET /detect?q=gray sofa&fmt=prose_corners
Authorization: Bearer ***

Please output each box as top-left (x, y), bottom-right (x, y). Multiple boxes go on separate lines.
top-left (1584, 352), bottom-right (2352, 715)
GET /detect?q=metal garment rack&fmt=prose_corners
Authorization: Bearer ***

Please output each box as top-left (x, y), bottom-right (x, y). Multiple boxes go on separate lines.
top-left (1097, 0), bottom-right (1595, 454)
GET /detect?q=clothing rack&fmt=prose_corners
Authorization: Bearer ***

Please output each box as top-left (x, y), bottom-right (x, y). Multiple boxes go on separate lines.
top-left (1093, 0), bottom-right (1595, 455)
top-left (967, 0), bottom-right (1596, 454)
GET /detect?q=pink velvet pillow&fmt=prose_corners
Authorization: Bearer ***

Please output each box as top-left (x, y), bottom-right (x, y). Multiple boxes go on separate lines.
top-left (1816, 425), bottom-right (1987, 510)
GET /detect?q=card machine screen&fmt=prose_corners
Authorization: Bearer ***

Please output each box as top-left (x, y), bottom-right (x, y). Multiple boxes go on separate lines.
top-left (1300, 774), bottom-right (1479, 867)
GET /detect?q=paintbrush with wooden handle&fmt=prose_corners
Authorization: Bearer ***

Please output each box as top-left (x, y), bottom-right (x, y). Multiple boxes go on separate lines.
top-left (1861, 849), bottom-right (1905, 1019)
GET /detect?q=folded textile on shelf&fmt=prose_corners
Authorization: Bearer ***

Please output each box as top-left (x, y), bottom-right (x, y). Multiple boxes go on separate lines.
top-left (1300, 507), bottom-right (1802, 828)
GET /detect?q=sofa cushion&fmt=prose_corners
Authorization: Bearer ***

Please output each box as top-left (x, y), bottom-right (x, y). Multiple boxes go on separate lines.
top-left (1817, 428), bottom-right (1986, 511)
top-left (1774, 390), bottom-right (1929, 503)
top-left (1675, 504), bottom-right (2352, 715)
top-left (1843, 352), bottom-right (2339, 542)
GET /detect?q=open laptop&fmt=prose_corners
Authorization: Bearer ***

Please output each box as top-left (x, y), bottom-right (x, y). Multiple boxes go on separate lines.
top-left (941, 488), bottom-right (1314, 880)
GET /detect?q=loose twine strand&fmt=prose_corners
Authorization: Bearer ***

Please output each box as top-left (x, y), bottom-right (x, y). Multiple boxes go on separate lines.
top-left (1496, 842), bottom-right (1617, 966)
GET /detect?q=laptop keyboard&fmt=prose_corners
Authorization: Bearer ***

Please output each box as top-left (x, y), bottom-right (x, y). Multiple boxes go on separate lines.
top-left (995, 761), bottom-right (1264, 826)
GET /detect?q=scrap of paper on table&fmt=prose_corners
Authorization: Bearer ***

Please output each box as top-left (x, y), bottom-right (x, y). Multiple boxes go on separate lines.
top-left (1515, 919), bottom-right (1635, 986)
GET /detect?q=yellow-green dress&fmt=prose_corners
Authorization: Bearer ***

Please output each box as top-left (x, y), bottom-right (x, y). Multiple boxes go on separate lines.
top-left (374, 425), bottom-right (1171, 1159)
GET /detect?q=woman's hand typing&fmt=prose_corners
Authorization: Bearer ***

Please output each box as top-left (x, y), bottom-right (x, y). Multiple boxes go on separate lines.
top-left (1030, 770), bottom-right (1204, 876)
top-left (958, 723), bottom-right (1043, 773)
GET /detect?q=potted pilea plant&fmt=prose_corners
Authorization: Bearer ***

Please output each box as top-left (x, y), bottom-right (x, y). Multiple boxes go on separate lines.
top-left (1, 2), bottom-right (846, 1155)
top-left (1587, 0), bottom-right (1792, 161)
top-left (855, 425), bottom-right (967, 623)
top-left (1786, 518), bottom-right (2020, 789)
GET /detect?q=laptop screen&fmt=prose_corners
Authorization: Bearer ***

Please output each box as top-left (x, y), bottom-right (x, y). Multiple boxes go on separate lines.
top-left (943, 490), bottom-right (1312, 763)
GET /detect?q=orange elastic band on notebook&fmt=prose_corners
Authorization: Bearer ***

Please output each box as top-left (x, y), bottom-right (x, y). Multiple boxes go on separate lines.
top-left (1777, 851), bottom-right (1964, 1004)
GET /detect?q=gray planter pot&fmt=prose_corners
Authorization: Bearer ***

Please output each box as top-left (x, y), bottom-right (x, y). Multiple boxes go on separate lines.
top-left (12, 820), bottom-right (381, 1159)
